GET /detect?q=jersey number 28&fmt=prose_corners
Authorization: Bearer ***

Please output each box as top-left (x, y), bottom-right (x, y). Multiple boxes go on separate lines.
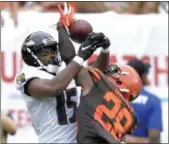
top-left (94, 92), bottom-right (134, 139)
top-left (56, 88), bottom-right (77, 125)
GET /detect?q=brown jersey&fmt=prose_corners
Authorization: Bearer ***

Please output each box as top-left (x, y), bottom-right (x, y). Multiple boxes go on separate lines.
top-left (76, 68), bottom-right (138, 143)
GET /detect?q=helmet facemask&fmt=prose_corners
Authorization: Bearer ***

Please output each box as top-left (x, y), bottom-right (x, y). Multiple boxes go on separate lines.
top-left (103, 64), bottom-right (130, 99)
top-left (103, 64), bottom-right (142, 101)
top-left (25, 39), bottom-right (62, 74)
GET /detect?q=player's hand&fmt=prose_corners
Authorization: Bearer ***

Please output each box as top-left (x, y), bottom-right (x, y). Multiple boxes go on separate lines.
top-left (87, 32), bottom-right (105, 42)
top-left (88, 32), bottom-right (110, 48)
top-left (77, 32), bottom-right (105, 61)
top-left (57, 2), bottom-right (75, 27)
top-left (90, 33), bottom-right (110, 49)
top-left (100, 37), bottom-right (110, 49)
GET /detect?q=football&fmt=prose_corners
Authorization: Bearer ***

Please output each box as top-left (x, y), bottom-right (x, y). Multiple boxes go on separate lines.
top-left (69, 19), bottom-right (93, 44)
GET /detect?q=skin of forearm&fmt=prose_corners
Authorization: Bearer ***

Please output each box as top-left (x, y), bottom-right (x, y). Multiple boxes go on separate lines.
top-left (93, 51), bottom-right (110, 71)
top-left (75, 66), bottom-right (94, 95)
top-left (51, 61), bottom-right (81, 94)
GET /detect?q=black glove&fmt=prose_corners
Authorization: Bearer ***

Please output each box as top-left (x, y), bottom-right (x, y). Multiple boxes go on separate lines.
top-left (89, 32), bottom-right (110, 49)
top-left (77, 32), bottom-right (105, 61)
top-left (88, 32), bottom-right (105, 42)
top-left (100, 37), bottom-right (110, 49)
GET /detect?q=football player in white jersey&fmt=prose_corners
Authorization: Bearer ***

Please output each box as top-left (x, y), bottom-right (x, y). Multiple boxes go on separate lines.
top-left (14, 28), bottom-right (110, 143)
top-left (14, 4), bottom-right (110, 143)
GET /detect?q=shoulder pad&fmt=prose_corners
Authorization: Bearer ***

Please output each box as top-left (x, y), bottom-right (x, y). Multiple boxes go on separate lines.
top-left (15, 67), bottom-right (54, 92)
top-left (14, 67), bottom-right (40, 91)
top-left (15, 71), bottom-right (26, 92)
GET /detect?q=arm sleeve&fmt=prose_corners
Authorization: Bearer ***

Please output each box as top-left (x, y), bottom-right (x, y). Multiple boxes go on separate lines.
top-left (57, 22), bottom-right (76, 64)
top-left (148, 98), bottom-right (163, 131)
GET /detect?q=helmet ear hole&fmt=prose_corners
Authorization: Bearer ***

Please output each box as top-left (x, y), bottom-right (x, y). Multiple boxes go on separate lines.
top-left (116, 80), bottom-right (122, 85)
top-left (21, 48), bottom-right (40, 67)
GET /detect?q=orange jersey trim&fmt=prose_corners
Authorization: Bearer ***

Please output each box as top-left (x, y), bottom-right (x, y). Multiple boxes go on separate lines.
top-left (88, 67), bottom-right (103, 82)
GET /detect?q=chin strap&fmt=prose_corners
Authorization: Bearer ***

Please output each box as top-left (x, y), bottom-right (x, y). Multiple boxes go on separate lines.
top-left (43, 64), bottom-right (60, 74)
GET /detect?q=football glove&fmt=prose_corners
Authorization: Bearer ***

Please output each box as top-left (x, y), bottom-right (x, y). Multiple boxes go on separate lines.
top-left (57, 2), bottom-right (75, 27)
top-left (77, 32), bottom-right (105, 61)
top-left (101, 37), bottom-right (110, 49)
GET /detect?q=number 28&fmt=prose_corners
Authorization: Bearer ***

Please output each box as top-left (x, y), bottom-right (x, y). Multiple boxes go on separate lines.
top-left (94, 92), bottom-right (133, 137)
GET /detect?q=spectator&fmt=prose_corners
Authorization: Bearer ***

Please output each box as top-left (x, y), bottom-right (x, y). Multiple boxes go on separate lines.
top-left (1, 111), bottom-right (17, 143)
top-left (125, 59), bottom-right (163, 143)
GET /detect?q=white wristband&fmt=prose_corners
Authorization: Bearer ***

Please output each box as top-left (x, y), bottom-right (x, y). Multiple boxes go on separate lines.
top-left (73, 56), bottom-right (84, 66)
top-left (101, 48), bottom-right (109, 53)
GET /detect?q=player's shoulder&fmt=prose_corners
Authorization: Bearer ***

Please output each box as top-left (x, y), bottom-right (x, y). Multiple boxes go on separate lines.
top-left (14, 67), bottom-right (49, 90)
top-left (15, 67), bottom-right (39, 82)
top-left (14, 68), bottom-right (27, 88)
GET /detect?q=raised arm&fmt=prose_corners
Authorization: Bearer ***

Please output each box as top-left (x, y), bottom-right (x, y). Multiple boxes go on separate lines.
top-left (57, 25), bottom-right (110, 92)
top-left (92, 36), bottom-right (110, 71)
top-left (93, 48), bottom-right (110, 70)
top-left (56, 3), bottom-right (76, 65)
top-left (57, 22), bottom-right (76, 64)
top-left (57, 22), bottom-right (110, 70)
top-left (57, 4), bottom-right (111, 71)
top-left (56, 24), bottom-right (109, 94)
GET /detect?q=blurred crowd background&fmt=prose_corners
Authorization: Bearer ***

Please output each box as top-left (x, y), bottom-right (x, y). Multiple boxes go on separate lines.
top-left (1, 1), bottom-right (168, 28)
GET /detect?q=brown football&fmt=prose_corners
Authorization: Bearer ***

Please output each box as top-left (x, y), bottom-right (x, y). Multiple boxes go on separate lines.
top-left (69, 19), bottom-right (93, 44)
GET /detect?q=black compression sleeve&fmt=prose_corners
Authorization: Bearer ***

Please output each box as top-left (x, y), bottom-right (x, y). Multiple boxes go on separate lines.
top-left (57, 22), bottom-right (76, 65)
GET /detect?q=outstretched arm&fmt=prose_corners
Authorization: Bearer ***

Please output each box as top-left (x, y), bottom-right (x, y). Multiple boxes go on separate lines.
top-left (57, 22), bottom-right (110, 71)
top-left (57, 4), bottom-right (110, 70)
top-left (57, 22), bottom-right (76, 64)
top-left (92, 36), bottom-right (110, 71)
top-left (93, 49), bottom-right (110, 70)
top-left (57, 4), bottom-right (76, 65)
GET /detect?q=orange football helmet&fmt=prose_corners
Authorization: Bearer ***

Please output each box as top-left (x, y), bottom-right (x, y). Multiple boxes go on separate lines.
top-left (103, 64), bottom-right (142, 101)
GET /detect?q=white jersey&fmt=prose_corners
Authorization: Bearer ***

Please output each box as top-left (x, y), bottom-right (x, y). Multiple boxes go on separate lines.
top-left (14, 66), bottom-right (81, 143)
